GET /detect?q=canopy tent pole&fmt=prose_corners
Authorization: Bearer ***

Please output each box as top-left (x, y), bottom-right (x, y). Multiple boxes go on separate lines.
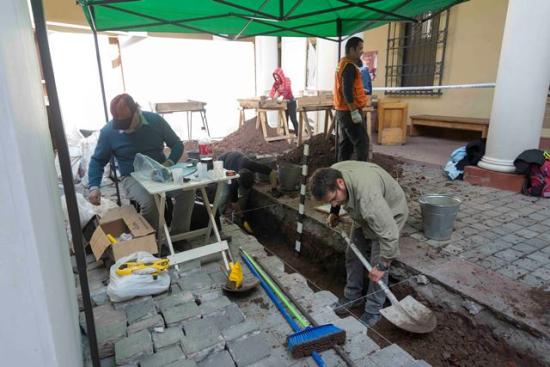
top-left (335, 18), bottom-right (342, 161)
top-left (30, 0), bottom-right (101, 366)
top-left (88, 5), bottom-right (122, 206)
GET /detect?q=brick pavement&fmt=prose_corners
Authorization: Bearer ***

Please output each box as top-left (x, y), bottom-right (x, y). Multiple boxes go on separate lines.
top-left (79, 223), bottom-right (430, 366)
top-left (398, 162), bottom-right (550, 290)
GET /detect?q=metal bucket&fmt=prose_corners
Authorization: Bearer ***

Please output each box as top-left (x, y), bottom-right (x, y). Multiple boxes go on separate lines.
top-left (254, 156), bottom-right (277, 183)
top-left (419, 194), bottom-right (462, 241)
top-left (278, 162), bottom-right (302, 191)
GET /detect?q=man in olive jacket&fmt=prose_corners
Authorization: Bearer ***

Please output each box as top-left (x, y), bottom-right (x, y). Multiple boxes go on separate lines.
top-left (310, 161), bottom-right (408, 326)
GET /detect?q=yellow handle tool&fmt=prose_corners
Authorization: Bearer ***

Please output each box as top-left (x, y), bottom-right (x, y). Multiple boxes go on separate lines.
top-left (228, 261), bottom-right (244, 288)
top-left (107, 234), bottom-right (118, 244)
top-left (116, 259), bottom-right (170, 277)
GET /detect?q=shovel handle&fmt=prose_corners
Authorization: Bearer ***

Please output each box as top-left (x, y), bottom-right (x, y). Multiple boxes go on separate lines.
top-left (342, 232), bottom-right (399, 305)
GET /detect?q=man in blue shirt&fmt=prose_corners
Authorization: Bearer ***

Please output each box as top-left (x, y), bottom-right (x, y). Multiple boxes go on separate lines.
top-left (359, 58), bottom-right (373, 95)
top-left (88, 93), bottom-right (195, 235)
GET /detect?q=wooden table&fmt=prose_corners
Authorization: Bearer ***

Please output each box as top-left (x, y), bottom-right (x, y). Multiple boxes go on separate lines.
top-left (296, 96), bottom-right (334, 145)
top-left (237, 98), bottom-right (292, 142)
top-left (153, 100), bottom-right (210, 140)
top-left (131, 170), bottom-right (235, 270)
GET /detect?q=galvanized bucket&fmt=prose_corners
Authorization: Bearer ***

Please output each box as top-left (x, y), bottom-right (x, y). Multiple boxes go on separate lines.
top-left (278, 162), bottom-right (302, 191)
top-left (419, 194), bottom-right (462, 241)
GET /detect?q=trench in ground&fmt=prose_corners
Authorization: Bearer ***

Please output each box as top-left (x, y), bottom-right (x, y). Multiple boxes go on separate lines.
top-left (246, 205), bottom-right (546, 367)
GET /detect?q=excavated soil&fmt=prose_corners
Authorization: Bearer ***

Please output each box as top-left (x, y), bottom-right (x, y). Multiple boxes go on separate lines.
top-left (253, 225), bottom-right (547, 367)
top-left (211, 118), bottom-right (292, 155)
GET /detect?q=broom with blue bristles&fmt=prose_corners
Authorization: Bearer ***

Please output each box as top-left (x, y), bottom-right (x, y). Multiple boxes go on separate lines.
top-left (241, 249), bottom-right (346, 365)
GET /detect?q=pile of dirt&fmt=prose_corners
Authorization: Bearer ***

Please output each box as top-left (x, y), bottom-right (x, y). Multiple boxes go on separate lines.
top-left (211, 117), bottom-right (292, 155)
top-left (278, 134), bottom-right (337, 175)
top-left (277, 133), bottom-right (404, 178)
top-left (368, 284), bottom-right (546, 367)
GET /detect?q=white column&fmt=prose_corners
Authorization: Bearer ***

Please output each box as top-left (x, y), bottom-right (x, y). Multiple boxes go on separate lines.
top-left (281, 37), bottom-right (307, 95)
top-left (315, 38), bottom-right (339, 132)
top-left (255, 36), bottom-right (278, 126)
top-left (478, 0), bottom-right (550, 172)
top-left (0, 0), bottom-right (82, 366)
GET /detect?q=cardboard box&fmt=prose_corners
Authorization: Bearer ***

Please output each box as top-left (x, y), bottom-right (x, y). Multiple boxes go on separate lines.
top-left (90, 206), bottom-right (157, 261)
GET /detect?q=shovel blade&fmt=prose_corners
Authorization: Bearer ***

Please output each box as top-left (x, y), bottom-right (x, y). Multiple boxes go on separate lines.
top-left (380, 295), bottom-right (437, 334)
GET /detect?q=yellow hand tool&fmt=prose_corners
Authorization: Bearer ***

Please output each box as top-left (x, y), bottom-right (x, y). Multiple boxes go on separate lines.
top-left (116, 259), bottom-right (170, 277)
top-left (107, 234), bottom-right (118, 244)
top-left (227, 261), bottom-right (244, 289)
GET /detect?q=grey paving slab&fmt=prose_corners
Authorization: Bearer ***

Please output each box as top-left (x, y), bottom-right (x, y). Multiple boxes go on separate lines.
top-left (198, 350), bottom-right (235, 367)
top-left (156, 292), bottom-right (195, 313)
top-left (127, 314), bottom-right (165, 335)
top-left (163, 301), bottom-right (201, 327)
top-left (221, 319), bottom-right (261, 342)
top-left (531, 267), bottom-right (550, 281)
top-left (80, 304), bottom-right (127, 358)
top-left (178, 272), bottom-right (214, 292)
top-left (513, 257), bottom-right (546, 272)
top-left (496, 265), bottom-right (530, 280)
top-left (182, 318), bottom-right (220, 337)
top-left (139, 345), bottom-right (185, 367)
top-left (113, 295), bottom-right (153, 311)
top-left (342, 329), bottom-right (380, 360)
top-left (164, 359), bottom-right (198, 367)
top-left (511, 243), bottom-right (539, 254)
top-left (204, 303), bottom-right (246, 331)
top-left (493, 248), bottom-right (524, 262)
top-left (198, 295), bottom-right (232, 315)
top-left (152, 327), bottom-right (184, 351)
top-left (126, 297), bottom-right (157, 324)
top-left (368, 344), bottom-right (415, 367)
top-left (180, 324), bottom-right (224, 361)
top-left (227, 334), bottom-right (271, 366)
top-left (114, 329), bottom-right (153, 365)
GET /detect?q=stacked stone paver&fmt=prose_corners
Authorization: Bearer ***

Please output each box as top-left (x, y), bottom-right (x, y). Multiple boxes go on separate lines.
top-left (80, 222), bottom-right (430, 366)
top-left (398, 162), bottom-right (550, 289)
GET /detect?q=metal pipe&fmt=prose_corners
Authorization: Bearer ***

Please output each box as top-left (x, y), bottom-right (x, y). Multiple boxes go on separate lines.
top-left (89, 6), bottom-right (122, 206)
top-left (30, 0), bottom-right (100, 366)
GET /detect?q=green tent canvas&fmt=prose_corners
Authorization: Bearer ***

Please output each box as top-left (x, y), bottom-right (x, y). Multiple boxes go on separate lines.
top-left (79, 0), bottom-right (466, 39)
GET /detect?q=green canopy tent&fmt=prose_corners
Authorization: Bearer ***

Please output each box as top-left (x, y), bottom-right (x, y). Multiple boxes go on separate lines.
top-left (30, 1), bottom-right (466, 366)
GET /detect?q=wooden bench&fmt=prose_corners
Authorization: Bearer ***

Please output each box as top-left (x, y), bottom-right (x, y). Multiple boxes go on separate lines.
top-left (410, 114), bottom-right (489, 138)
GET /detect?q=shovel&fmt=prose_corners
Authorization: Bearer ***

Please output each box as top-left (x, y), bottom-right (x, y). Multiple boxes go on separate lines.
top-left (342, 232), bottom-right (437, 334)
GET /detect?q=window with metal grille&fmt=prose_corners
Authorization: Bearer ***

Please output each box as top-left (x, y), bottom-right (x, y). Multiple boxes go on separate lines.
top-left (385, 10), bottom-right (449, 96)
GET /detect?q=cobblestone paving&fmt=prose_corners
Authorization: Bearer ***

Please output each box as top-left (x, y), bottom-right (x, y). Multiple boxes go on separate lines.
top-left (79, 223), bottom-right (430, 366)
top-left (398, 163), bottom-right (550, 290)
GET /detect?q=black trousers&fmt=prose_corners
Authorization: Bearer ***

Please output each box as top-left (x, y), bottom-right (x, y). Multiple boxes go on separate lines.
top-left (335, 110), bottom-right (369, 162)
top-left (286, 99), bottom-right (299, 133)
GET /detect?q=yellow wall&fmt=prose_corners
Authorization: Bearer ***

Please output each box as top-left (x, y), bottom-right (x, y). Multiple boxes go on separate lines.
top-left (363, 0), bottom-right (508, 120)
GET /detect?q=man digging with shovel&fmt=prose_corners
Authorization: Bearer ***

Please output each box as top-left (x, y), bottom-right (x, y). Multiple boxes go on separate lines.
top-left (310, 161), bottom-right (408, 327)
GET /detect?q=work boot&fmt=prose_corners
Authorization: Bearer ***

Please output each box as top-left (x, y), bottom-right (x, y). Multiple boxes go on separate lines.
top-left (360, 312), bottom-right (381, 327)
top-left (332, 296), bottom-right (364, 316)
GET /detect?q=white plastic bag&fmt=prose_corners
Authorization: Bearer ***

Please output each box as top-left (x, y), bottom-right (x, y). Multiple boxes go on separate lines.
top-left (60, 193), bottom-right (117, 227)
top-left (107, 251), bottom-right (170, 302)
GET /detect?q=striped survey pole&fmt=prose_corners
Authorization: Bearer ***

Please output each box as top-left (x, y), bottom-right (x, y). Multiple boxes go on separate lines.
top-left (295, 143), bottom-right (310, 253)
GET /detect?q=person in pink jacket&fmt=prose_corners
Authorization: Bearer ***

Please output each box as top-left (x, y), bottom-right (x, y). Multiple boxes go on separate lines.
top-left (269, 67), bottom-right (299, 134)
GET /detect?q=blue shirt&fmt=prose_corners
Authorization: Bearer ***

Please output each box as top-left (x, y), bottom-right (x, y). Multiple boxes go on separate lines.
top-left (88, 111), bottom-right (182, 188)
top-left (360, 66), bottom-right (373, 95)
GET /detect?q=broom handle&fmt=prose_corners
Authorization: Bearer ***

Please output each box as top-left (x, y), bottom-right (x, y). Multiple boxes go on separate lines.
top-left (342, 233), bottom-right (400, 305)
top-left (241, 252), bottom-right (326, 367)
top-left (241, 249), bottom-right (310, 328)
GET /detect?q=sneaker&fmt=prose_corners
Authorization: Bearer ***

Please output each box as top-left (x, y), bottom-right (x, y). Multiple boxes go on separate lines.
top-left (360, 312), bottom-right (381, 327)
top-left (332, 296), bottom-right (364, 316)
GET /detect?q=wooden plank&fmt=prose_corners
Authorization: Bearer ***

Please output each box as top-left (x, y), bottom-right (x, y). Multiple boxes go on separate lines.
top-left (412, 120), bottom-right (488, 131)
top-left (154, 101), bottom-right (206, 113)
top-left (168, 241), bottom-right (229, 266)
top-left (411, 114), bottom-right (489, 125)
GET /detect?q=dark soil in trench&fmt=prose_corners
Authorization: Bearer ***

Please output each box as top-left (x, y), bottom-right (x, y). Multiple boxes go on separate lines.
top-left (254, 230), bottom-right (546, 367)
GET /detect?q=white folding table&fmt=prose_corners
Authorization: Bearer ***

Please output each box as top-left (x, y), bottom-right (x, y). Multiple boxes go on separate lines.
top-left (130, 171), bottom-right (237, 270)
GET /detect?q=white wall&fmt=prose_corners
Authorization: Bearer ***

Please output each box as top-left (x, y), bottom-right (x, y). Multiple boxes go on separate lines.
top-left (0, 0), bottom-right (82, 365)
top-left (120, 37), bottom-right (255, 138)
top-left (49, 32), bottom-right (122, 135)
top-left (48, 32), bottom-right (255, 139)
top-left (255, 36), bottom-right (279, 127)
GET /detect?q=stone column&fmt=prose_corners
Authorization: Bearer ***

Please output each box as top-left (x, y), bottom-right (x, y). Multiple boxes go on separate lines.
top-left (478, 0), bottom-right (550, 172)
top-left (255, 36), bottom-right (278, 126)
top-left (0, 0), bottom-right (82, 365)
top-left (316, 38), bottom-right (339, 132)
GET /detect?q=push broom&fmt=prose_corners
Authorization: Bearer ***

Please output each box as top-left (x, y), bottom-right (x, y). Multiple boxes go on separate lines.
top-left (241, 249), bottom-right (346, 366)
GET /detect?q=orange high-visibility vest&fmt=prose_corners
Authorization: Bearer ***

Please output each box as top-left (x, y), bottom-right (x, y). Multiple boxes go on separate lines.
top-left (333, 57), bottom-right (367, 111)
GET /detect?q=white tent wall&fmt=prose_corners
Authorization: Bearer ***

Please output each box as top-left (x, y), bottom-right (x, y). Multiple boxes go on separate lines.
top-left (281, 37), bottom-right (307, 95)
top-left (49, 32), bottom-right (123, 134)
top-left (120, 37), bottom-right (255, 138)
